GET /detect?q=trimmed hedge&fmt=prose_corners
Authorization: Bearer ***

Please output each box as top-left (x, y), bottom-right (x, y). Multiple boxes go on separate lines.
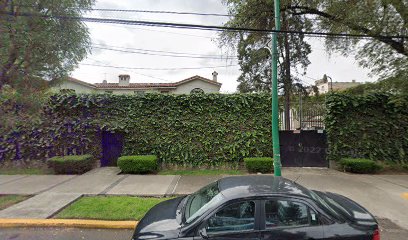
top-left (244, 157), bottom-right (273, 173)
top-left (325, 93), bottom-right (408, 164)
top-left (118, 155), bottom-right (158, 174)
top-left (47, 154), bottom-right (94, 174)
top-left (339, 158), bottom-right (382, 174)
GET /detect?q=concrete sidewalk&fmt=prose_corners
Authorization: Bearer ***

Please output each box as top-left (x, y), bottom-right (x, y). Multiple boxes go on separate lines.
top-left (0, 167), bottom-right (407, 230)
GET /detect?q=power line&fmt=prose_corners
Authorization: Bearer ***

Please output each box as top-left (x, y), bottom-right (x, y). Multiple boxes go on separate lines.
top-left (80, 63), bottom-right (238, 71)
top-left (3, 12), bottom-right (407, 40)
top-left (88, 8), bottom-right (231, 17)
top-left (93, 43), bottom-right (233, 57)
top-left (114, 24), bottom-right (214, 39)
top-left (14, 4), bottom-right (231, 17)
top-left (92, 45), bottom-right (238, 59)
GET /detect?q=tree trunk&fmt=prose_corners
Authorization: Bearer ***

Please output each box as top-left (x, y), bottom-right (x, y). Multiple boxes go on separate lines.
top-left (282, 11), bottom-right (291, 130)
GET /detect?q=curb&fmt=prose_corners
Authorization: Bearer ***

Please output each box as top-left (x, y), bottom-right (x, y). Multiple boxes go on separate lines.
top-left (0, 219), bottom-right (138, 229)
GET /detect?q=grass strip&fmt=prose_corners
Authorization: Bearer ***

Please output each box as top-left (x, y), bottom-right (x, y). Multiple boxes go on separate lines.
top-left (0, 195), bottom-right (31, 210)
top-left (55, 196), bottom-right (170, 221)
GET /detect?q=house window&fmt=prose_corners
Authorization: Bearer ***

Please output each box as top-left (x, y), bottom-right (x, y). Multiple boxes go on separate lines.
top-left (105, 90), bottom-right (113, 94)
top-left (191, 88), bottom-right (204, 94)
top-left (160, 90), bottom-right (170, 94)
top-left (135, 90), bottom-right (145, 96)
top-left (60, 89), bottom-right (75, 94)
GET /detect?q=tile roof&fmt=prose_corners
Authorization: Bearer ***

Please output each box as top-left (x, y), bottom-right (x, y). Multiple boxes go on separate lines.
top-left (68, 75), bottom-right (222, 89)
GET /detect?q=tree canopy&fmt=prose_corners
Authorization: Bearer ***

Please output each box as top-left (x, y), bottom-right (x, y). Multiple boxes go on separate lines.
top-left (220, 0), bottom-right (408, 92)
top-left (0, 0), bottom-right (94, 133)
top-left (0, 0), bottom-right (95, 90)
top-left (221, 0), bottom-right (312, 94)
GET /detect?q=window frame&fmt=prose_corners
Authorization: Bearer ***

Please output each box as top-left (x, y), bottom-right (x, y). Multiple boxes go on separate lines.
top-left (190, 88), bottom-right (204, 94)
top-left (260, 197), bottom-right (320, 231)
top-left (198, 199), bottom-right (261, 237)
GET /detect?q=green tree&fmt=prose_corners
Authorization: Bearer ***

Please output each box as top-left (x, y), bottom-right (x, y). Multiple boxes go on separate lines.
top-left (283, 0), bottom-right (407, 78)
top-left (344, 72), bottom-right (408, 95)
top-left (221, 0), bottom-right (407, 88)
top-left (221, 0), bottom-right (312, 129)
top-left (0, 0), bottom-right (94, 90)
top-left (0, 0), bottom-right (94, 135)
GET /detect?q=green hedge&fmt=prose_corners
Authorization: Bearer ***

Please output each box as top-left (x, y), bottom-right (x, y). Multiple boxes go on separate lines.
top-left (47, 154), bottom-right (94, 174)
top-left (244, 157), bottom-right (273, 173)
top-left (325, 93), bottom-right (408, 164)
top-left (46, 93), bottom-right (274, 166)
top-left (339, 158), bottom-right (382, 174)
top-left (118, 155), bottom-right (158, 174)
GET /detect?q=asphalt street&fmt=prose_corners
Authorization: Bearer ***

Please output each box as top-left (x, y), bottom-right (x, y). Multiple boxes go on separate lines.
top-left (0, 219), bottom-right (407, 240)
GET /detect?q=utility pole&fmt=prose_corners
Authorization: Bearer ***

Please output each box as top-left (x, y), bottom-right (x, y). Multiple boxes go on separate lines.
top-left (271, 0), bottom-right (282, 177)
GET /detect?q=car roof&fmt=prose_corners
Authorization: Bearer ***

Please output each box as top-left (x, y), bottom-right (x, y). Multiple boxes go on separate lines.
top-left (217, 175), bottom-right (312, 200)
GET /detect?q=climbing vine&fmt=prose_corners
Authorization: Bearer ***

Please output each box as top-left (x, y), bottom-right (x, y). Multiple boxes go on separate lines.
top-left (43, 93), bottom-right (273, 166)
top-left (325, 93), bottom-right (408, 164)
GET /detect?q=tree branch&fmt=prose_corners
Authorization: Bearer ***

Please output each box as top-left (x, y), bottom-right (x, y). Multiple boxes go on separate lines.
top-left (285, 5), bottom-right (407, 56)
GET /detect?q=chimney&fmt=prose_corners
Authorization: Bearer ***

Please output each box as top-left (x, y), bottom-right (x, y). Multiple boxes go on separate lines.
top-left (212, 71), bottom-right (218, 82)
top-left (102, 80), bottom-right (107, 84)
top-left (352, 79), bottom-right (356, 83)
top-left (118, 74), bottom-right (130, 86)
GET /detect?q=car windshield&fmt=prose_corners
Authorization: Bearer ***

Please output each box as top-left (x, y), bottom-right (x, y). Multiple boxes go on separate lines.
top-left (184, 181), bottom-right (224, 224)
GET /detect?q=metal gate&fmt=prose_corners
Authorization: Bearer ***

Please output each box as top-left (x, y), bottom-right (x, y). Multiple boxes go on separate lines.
top-left (101, 131), bottom-right (124, 167)
top-left (279, 130), bottom-right (328, 167)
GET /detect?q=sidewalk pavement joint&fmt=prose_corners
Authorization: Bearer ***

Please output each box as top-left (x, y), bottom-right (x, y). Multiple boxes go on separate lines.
top-left (36, 175), bottom-right (80, 195)
top-left (100, 175), bottom-right (129, 194)
top-left (0, 175), bottom-right (29, 186)
top-left (165, 175), bottom-right (181, 196)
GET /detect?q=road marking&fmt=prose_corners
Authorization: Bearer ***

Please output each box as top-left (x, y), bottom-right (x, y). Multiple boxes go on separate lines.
top-left (402, 193), bottom-right (408, 199)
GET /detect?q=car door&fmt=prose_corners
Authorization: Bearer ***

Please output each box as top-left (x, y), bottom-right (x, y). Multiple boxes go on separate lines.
top-left (260, 198), bottom-right (324, 240)
top-left (194, 200), bottom-right (261, 240)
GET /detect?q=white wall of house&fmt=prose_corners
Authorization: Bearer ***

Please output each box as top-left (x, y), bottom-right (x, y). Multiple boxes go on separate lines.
top-left (100, 89), bottom-right (160, 95)
top-left (172, 79), bottom-right (220, 94)
top-left (52, 77), bottom-right (221, 94)
top-left (52, 81), bottom-right (96, 94)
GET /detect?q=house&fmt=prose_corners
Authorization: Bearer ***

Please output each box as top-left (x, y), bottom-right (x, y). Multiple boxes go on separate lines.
top-left (52, 71), bottom-right (222, 94)
top-left (312, 75), bottom-right (362, 95)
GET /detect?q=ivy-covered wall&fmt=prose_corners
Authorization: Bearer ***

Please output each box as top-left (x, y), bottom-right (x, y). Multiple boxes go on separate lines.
top-left (325, 93), bottom-right (408, 164)
top-left (45, 93), bottom-right (273, 166)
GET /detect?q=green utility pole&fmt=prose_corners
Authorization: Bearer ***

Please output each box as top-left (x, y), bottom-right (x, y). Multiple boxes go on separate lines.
top-left (271, 0), bottom-right (282, 176)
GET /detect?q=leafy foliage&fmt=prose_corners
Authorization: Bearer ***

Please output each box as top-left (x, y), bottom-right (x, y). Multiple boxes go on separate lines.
top-left (221, 0), bottom-right (407, 81)
top-left (45, 93), bottom-right (273, 166)
top-left (325, 93), bottom-right (408, 164)
top-left (343, 73), bottom-right (408, 95)
top-left (0, 0), bottom-right (94, 88)
top-left (339, 158), bottom-right (382, 174)
top-left (243, 157), bottom-right (274, 173)
top-left (221, 0), bottom-right (312, 93)
top-left (47, 154), bottom-right (95, 174)
top-left (118, 155), bottom-right (158, 174)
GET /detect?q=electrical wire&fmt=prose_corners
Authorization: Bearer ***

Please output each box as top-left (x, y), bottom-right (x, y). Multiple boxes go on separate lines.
top-left (92, 46), bottom-right (238, 59)
top-left (80, 63), bottom-right (239, 71)
top-left (2, 12), bottom-right (406, 40)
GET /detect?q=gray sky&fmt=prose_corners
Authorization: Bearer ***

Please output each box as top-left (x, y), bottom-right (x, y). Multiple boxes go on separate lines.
top-left (72, 0), bottom-right (375, 93)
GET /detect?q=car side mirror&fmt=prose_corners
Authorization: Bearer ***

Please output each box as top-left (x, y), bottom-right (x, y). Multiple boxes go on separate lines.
top-left (199, 227), bottom-right (208, 239)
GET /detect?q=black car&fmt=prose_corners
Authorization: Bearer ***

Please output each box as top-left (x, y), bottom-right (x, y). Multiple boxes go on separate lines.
top-left (132, 175), bottom-right (380, 240)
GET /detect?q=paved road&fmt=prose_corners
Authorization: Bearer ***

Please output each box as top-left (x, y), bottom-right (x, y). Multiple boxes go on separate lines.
top-left (0, 167), bottom-right (407, 230)
top-left (1, 219), bottom-right (407, 240)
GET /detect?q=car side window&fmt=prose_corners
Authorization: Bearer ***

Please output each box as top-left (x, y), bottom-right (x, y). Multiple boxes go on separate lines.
top-left (265, 200), bottom-right (311, 228)
top-left (207, 201), bottom-right (255, 233)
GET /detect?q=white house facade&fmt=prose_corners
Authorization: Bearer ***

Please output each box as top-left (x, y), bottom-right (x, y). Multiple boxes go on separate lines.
top-left (52, 72), bottom-right (222, 94)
